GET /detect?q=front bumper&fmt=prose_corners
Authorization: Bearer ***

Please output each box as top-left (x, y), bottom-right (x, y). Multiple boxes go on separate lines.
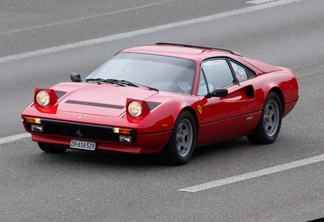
top-left (23, 117), bottom-right (171, 154)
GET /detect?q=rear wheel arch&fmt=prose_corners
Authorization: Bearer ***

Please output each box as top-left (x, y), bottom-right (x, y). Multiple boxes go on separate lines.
top-left (248, 91), bottom-right (283, 144)
top-left (268, 87), bottom-right (284, 115)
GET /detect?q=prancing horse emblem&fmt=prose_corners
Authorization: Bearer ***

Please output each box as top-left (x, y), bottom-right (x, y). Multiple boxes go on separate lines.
top-left (76, 129), bottom-right (83, 138)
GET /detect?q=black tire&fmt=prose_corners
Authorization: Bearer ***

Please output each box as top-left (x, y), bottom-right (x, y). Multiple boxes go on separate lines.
top-left (38, 142), bottom-right (67, 153)
top-left (247, 92), bottom-right (282, 144)
top-left (164, 110), bottom-right (196, 165)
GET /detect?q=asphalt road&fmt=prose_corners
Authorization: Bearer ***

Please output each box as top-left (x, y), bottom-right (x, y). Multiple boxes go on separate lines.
top-left (1, 0), bottom-right (324, 221)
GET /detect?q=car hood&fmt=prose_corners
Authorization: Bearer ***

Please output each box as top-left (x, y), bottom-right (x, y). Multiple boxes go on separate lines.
top-left (54, 83), bottom-right (158, 117)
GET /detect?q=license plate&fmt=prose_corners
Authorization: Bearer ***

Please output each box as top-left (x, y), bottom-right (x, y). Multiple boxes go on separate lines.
top-left (70, 140), bottom-right (96, 151)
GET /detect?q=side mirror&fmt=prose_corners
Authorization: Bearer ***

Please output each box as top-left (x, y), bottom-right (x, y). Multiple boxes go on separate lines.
top-left (206, 88), bottom-right (228, 99)
top-left (70, 73), bottom-right (82, 82)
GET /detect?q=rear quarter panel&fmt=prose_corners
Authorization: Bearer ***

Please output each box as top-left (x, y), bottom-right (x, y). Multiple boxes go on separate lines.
top-left (245, 69), bottom-right (299, 118)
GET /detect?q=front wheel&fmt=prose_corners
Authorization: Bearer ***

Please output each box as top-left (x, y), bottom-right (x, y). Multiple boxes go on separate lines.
top-left (163, 111), bottom-right (196, 165)
top-left (247, 92), bottom-right (282, 144)
top-left (38, 142), bottom-right (67, 153)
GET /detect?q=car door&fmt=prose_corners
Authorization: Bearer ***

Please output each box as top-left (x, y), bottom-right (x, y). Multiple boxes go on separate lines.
top-left (196, 58), bottom-right (255, 145)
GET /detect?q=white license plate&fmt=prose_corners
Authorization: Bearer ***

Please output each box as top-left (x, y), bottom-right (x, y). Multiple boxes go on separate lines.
top-left (70, 140), bottom-right (96, 151)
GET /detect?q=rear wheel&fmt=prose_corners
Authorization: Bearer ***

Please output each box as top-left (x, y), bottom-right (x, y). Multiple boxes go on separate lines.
top-left (164, 111), bottom-right (196, 165)
top-left (247, 92), bottom-right (282, 144)
top-left (38, 142), bottom-right (67, 153)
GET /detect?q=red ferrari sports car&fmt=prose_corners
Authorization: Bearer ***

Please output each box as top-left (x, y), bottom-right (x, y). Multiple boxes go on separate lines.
top-left (22, 43), bottom-right (298, 165)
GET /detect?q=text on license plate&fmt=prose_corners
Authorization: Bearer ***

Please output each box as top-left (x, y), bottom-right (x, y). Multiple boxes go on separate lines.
top-left (70, 140), bottom-right (96, 151)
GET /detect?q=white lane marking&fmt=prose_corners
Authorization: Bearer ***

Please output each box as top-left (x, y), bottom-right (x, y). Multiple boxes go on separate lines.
top-left (0, 0), bottom-right (174, 36)
top-left (178, 154), bottom-right (324, 192)
top-left (246, 0), bottom-right (275, 4)
top-left (0, 133), bottom-right (30, 146)
top-left (0, 0), bottom-right (302, 64)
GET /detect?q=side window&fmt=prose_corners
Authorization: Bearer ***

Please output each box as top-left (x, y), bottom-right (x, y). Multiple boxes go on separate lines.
top-left (230, 61), bottom-right (248, 82)
top-left (197, 70), bottom-right (214, 96)
top-left (201, 59), bottom-right (234, 90)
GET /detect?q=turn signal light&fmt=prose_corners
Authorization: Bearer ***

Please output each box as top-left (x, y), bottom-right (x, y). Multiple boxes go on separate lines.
top-left (25, 117), bottom-right (41, 124)
top-left (113, 127), bottom-right (131, 135)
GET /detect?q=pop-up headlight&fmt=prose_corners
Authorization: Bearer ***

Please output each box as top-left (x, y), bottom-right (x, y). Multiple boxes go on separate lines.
top-left (126, 99), bottom-right (150, 119)
top-left (34, 88), bottom-right (58, 113)
top-left (127, 101), bottom-right (142, 117)
top-left (35, 90), bottom-right (50, 106)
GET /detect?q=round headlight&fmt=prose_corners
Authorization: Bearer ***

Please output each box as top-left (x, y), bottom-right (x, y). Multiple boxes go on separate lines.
top-left (36, 90), bottom-right (50, 106)
top-left (128, 101), bottom-right (142, 117)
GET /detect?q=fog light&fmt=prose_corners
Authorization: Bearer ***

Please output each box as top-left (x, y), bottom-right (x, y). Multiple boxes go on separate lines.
top-left (31, 125), bottom-right (44, 132)
top-left (119, 135), bottom-right (132, 143)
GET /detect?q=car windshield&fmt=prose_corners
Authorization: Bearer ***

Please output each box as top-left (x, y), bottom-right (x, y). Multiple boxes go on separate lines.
top-left (86, 52), bottom-right (196, 94)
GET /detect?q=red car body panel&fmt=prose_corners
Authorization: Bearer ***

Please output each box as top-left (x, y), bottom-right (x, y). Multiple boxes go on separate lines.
top-left (22, 43), bottom-right (299, 155)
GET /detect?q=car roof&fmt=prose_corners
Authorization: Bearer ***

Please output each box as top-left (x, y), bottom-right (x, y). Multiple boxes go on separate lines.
top-left (121, 43), bottom-right (242, 61)
top-left (120, 43), bottom-right (283, 75)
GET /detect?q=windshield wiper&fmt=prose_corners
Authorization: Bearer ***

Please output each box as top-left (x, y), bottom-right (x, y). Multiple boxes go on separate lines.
top-left (84, 78), bottom-right (158, 91)
top-left (85, 78), bottom-right (136, 86)
top-left (84, 78), bottom-right (119, 84)
top-left (117, 80), bottom-right (139, 87)
top-left (119, 80), bottom-right (159, 92)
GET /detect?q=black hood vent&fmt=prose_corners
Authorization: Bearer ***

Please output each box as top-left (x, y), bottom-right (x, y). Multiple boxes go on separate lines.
top-left (66, 100), bottom-right (124, 109)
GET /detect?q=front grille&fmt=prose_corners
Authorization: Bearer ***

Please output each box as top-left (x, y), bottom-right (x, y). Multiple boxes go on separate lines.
top-left (25, 119), bottom-right (136, 142)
